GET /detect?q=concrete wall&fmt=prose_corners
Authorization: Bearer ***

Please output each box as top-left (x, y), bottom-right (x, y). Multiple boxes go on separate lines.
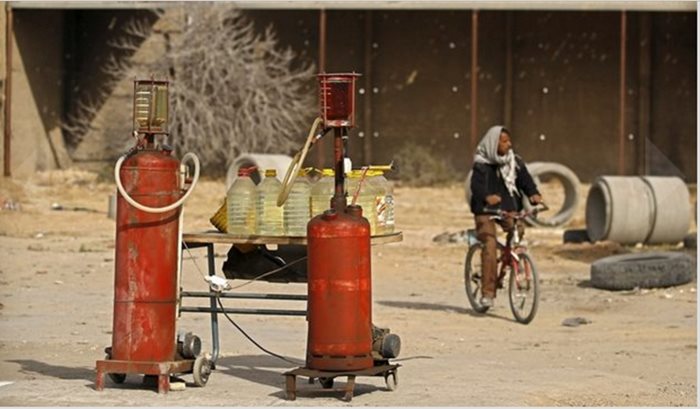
top-left (1, 9), bottom-right (67, 178)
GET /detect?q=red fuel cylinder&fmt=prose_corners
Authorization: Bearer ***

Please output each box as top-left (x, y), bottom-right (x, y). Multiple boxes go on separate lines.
top-left (306, 205), bottom-right (373, 371)
top-left (112, 148), bottom-right (181, 362)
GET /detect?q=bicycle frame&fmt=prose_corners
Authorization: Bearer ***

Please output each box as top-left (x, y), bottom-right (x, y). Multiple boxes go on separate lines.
top-left (496, 230), bottom-right (526, 285)
top-left (490, 204), bottom-right (547, 287)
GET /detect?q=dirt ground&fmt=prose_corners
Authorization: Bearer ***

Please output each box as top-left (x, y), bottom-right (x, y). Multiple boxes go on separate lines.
top-left (0, 170), bottom-right (697, 406)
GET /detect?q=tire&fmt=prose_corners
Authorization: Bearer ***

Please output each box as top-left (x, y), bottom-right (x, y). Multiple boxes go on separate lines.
top-left (563, 229), bottom-right (590, 244)
top-left (193, 355), bottom-right (212, 387)
top-left (508, 253), bottom-right (539, 324)
top-left (590, 252), bottom-right (695, 291)
top-left (464, 170), bottom-right (474, 206)
top-left (319, 377), bottom-right (334, 389)
top-left (465, 244), bottom-right (489, 313)
top-left (385, 371), bottom-right (398, 391)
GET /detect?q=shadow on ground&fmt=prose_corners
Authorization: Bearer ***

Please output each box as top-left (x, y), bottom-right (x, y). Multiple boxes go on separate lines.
top-left (214, 355), bottom-right (389, 401)
top-left (549, 242), bottom-right (629, 264)
top-left (378, 300), bottom-right (517, 323)
top-left (378, 300), bottom-right (470, 314)
top-left (7, 359), bottom-right (94, 382)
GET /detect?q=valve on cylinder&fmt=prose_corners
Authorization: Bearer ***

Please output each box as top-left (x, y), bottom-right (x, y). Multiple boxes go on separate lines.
top-left (95, 78), bottom-right (205, 394)
top-left (305, 73), bottom-right (400, 373)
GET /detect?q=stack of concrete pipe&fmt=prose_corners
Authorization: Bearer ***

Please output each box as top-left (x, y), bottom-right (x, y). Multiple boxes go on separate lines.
top-left (464, 161), bottom-right (581, 228)
top-left (585, 176), bottom-right (691, 244)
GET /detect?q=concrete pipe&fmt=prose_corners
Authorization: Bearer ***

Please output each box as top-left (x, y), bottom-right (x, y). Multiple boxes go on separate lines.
top-left (641, 176), bottom-right (691, 244)
top-left (226, 153), bottom-right (293, 188)
top-left (585, 176), bottom-right (655, 243)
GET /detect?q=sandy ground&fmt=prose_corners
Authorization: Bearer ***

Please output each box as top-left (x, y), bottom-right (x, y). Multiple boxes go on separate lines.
top-left (0, 170), bottom-right (697, 406)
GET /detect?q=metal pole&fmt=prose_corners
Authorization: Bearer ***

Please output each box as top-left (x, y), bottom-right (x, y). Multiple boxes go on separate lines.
top-left (637, 12), bottom-right (651, 175)
top-left (504, 11), bottom-right (513, 127)
top-left (206, 244), bottom-right (220, 364)
top-left (470, 9), bottom-right (479, 157)
top-left (618, 10), bottom-right (627, 175)
top-left (316, 9), bottom-right (327, 169)
top-left (331, 127), bottom-right (346, 210)
top-left (4, 4), bottom-right (12, 177)
top-left (363, 10), bottom-right (373, 164)
top-left (319, 9), bottom-right (326, 73)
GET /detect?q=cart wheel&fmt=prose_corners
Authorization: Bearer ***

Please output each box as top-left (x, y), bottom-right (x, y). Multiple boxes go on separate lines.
top-left (385, 371), bottom-right (398, 391)
top-left (319, 377), bottom-right (334, 389)
top-left (193, 355), bottom-right (212, 387)
top-left (104, 352), bottom-right (126, 384)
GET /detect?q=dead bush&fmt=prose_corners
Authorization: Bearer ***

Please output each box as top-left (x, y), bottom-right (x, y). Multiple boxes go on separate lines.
top-left (391, 143), bottom-right (457, 187)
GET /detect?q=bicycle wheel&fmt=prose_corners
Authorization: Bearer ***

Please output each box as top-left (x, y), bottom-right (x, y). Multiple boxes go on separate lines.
top-left (464, 243), bottom-right (489, 313)
top-left (508, 252), bottom-right (539, 324)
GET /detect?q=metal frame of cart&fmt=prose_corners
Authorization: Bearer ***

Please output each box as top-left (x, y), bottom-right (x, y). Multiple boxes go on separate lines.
top-left (179, 231), bottom-right (403, 367)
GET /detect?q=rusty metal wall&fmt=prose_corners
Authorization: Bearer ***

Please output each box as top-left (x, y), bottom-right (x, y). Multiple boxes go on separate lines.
top-left (509, 11), bottom-right (624, 180)
top-left (245, 9), bottom-right (696, 182)
top-left (10, 8), bottom-right (693, 181)
top-left (648, 12), bottom-right (697, 180)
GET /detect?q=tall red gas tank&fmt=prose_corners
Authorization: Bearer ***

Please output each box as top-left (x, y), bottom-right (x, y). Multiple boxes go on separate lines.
top-left (112, 148), bottom-right (181, 362)
top-left (306, 205), bottom-right (373, 371)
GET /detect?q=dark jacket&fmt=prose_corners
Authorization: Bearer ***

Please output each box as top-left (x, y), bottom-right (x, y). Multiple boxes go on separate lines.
top-left (469, 156), bottom-right (540, 215)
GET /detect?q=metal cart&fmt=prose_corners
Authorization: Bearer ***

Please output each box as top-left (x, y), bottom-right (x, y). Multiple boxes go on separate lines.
top-left (178, 231), bottom-right (403, 388)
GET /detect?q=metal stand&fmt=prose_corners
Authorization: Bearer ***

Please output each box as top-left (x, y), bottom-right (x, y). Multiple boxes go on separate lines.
top-left (95, 359), bottom-right (194, 394)
top-left (283, 362), bottom-right (399, 401)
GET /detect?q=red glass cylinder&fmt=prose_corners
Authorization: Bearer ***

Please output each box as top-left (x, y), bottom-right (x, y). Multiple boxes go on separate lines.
top-left (318, 73), bottom-right (361, 128)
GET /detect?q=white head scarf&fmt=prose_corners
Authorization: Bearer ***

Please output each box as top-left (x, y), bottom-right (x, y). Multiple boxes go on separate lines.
top-left (473, 125), bottom-right (520, 197)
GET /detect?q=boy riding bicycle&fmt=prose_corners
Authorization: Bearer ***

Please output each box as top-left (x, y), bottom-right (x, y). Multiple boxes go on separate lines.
top-left (469, 125), bottom-right (542, 308)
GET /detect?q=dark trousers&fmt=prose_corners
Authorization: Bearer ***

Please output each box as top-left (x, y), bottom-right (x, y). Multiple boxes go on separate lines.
top-left (474, 214), bottom-right (524, 298)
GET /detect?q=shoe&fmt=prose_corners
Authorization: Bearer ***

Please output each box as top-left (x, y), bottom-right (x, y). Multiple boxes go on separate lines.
top-left (480, 296), bottom-right (494, 308)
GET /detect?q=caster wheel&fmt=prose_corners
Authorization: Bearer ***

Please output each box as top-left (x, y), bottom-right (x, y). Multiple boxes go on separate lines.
top-left (193, 355), bottom-right (212, 387)
top-left (385, 371), bottom-right (398, 391)
top-left (319, 377), bottom-right (334, 389)
top-left (108, 373), bottom-right (126, 384)
top-left (104, 352), bottom-right (125, 384)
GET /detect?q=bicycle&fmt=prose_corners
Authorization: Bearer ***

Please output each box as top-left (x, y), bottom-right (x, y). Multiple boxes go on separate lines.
top-left (464, 204), bottom-right (548, 324)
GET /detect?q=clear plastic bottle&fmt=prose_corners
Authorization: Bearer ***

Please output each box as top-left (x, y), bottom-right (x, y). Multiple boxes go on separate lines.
top-left (227, 167), bottom-right (257, 235)
top-left (373, 170), bottom-right (395, 234)
top-left (256, 169), bottom-right (284, 236)
top-left (348, 170), bottom-right (378, 235)
top-left (284, 169), bottom-right (312, 236)
top-left (311, 168), bottom-right (335, 217)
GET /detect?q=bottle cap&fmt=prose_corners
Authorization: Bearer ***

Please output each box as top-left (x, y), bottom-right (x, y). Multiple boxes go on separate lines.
top-left (237, 166), bottom-right (257, 177)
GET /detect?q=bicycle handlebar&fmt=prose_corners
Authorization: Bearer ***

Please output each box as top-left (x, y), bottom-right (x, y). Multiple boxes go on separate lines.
top-left (484, 203), bottom-right (549, 221)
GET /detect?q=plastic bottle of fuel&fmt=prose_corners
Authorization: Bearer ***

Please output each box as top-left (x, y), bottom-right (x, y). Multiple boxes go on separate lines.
top-left (311, 168), bottom-right (335, 217)
top-left (227, 167), bottom-right (257, 235)
top-left (373, 170), bottom-right (395, 234)
top-left (256, 169), bottom-right (284, 236)
top-left (284, 168), bottom-right (311, 236)
top-left (347, 170), bottom-right (378, 235)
